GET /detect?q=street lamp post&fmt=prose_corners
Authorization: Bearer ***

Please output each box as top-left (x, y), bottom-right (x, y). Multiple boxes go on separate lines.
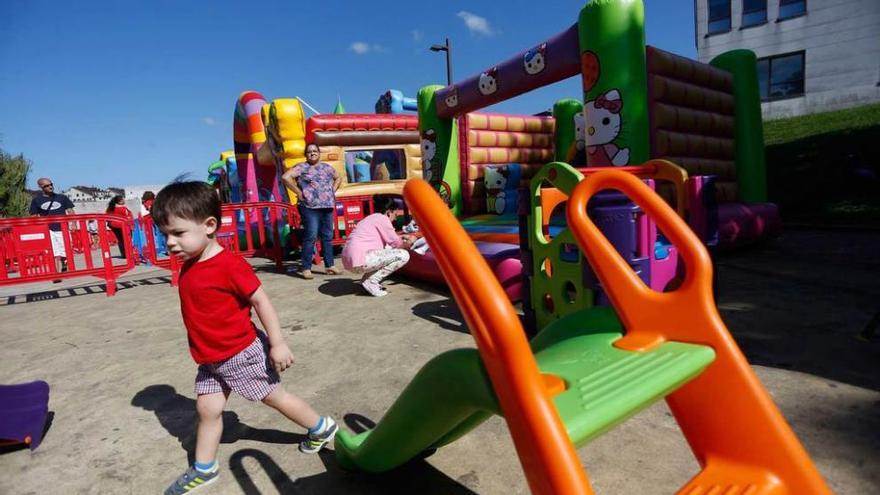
top-left (430, 38), bottom-right (453, 86)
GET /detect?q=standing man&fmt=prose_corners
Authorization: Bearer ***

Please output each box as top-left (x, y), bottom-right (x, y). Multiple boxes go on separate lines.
top-left (281, 143), bottom-right (343, 279)
top-left (29, 177), bottom-right (75, 276)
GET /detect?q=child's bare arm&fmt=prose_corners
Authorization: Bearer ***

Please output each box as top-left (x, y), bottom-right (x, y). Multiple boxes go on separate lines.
top-left (250, 287), bottom-right (294, 373)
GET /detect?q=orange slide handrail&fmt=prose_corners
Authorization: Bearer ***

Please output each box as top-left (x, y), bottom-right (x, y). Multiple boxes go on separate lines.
top-left (577, 159), bottom-right (689, 218)
top-left (567, 168), bottom-right (716, 351)
top-left (566, 170), bottom-right (831, 494)
top-left (404, 179), bottom-right (593, 495)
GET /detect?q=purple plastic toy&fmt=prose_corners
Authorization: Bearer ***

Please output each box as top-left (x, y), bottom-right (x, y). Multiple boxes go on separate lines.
top-left (0, 380), bottom-right (50, 450)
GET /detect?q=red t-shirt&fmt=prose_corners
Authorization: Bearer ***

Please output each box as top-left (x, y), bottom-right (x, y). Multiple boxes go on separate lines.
top-left (109, 204), bottom-right (133, 220)
top-left (178, 249), bottom-right (261, 363)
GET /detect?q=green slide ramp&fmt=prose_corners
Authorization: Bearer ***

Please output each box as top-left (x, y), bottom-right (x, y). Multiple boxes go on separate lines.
top-left (335, 348), bottom-right (500, 472)
top-left (335, 307), bottom-right (715, 472)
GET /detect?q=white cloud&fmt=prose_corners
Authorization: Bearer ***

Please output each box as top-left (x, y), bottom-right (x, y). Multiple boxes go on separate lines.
top-left (350, 42), bottom-right (370, 54)
top-left (348, 41), bottom-right (385, 55)
top-left (411, 30), bottom-right (423, 42)
top-left (457, 11), bottom-right (494, 36)
top-left (350, 42), bottom-right (385, 54)
top-left (202, 117), bottom-right (216, 126)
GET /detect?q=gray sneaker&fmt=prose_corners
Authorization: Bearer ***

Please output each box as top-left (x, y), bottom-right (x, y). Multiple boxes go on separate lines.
top-left (164, 465), bottom-right (220, 494)
top-left (299, 416), bottom-right (338, 454)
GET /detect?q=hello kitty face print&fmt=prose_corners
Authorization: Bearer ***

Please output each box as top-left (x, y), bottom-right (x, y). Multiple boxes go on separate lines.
top-left (585, 89), bottom-right (630, 167)
top-left (523, 43), bottom-right (547, 75)
top-left (484, 166), bottom-right (510, 214)
top-left (421, 129), bottom-right (438, 182)
top-left (586, 89), bottom-right (623, 146)
top-left (484, 166), bottom-right (508, 192)
top-left (478, 67), bottom-right (498, 95)
top-left (444, 86), bottom-right (459, 108)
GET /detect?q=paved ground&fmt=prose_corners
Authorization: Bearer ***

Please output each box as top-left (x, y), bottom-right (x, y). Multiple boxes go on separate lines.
top-left (0, 228), bottom-right (878, 494)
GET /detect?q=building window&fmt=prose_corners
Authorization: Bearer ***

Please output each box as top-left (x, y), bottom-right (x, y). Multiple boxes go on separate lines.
top-left (742, 0), bottom-right (767, 27)
top-left (779, 0), bottom-right (806, 20)
top-left (757, 51), bottom-right (805, 100)
top-left (708, 0), bottom-right (731, 34)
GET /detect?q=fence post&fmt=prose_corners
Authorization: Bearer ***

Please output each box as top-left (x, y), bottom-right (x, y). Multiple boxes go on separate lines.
top-left (0, 236), bottom-right (7, 281)
top-left (61, 222), bottom-right (75, 272)
top-left (144, 216), bottom-right (157, 264)
top-left (244, 206), bottom-right (255, 251)
top-left (270, 206), bottom-right (282, 272)
top-left (98, 222), bottom-right (116, 296)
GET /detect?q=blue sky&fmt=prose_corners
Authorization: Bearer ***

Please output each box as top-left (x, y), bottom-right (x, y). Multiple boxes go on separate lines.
top-left (0, 0), bottom-right (697, 190)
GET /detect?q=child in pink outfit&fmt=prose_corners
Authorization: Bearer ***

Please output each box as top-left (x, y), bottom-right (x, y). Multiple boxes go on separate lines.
top-left (342, 198), bottom-right (415, 296)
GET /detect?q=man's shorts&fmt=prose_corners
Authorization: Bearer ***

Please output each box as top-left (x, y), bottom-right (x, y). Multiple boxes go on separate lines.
top-left (49, 230), bottom-right (66, 258)
top-left (194, 333), bottom-right (280, 401)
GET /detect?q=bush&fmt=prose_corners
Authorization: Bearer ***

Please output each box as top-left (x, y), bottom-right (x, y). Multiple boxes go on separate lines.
top-left (0, 148), bottom-right (32, 218)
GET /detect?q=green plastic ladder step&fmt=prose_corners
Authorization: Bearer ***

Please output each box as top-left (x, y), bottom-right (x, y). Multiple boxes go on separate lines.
top-left (531, 308), bottom-right (716, 446)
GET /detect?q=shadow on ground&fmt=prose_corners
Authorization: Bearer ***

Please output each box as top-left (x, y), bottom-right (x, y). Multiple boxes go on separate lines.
top-left (411, 299), bottom-right (468, 334)
top-left (131, 383), bottom-right (476, 494)
top-left (227, 413), bottom-right (475, 495)
top-left (712, 231), bottom-right (880, 391)
top-left (227, 447), bottom-right (478, 495)
top-left (131, 385), bottom-right (303, 465)
top-left (0, 275), bottom-right (173, 306)
top-left (317, 278), bottom-right (366, 298)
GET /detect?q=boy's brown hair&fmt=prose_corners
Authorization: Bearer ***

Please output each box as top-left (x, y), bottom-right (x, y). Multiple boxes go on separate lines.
top-left (152, 181), bottom-right (222, 229)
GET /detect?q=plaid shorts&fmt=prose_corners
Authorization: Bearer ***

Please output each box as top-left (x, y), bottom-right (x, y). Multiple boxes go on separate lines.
top-left (195, 333), bottom-right (280, 401)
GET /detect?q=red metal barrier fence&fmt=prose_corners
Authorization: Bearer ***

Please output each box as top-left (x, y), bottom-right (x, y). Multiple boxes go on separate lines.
top-left (0, 198), bottom-right (383, 296)
top-left (0, 213), bottom-right (135, 296)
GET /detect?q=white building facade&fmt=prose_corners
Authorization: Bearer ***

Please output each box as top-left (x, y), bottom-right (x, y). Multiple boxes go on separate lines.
top-left (59, 184), bottom-right (166, 215)
top-left (695, 0), bottom-right (880, 119)
top-left (123, 184), bottom-right (166, 202)
top-left (65, 186), bottom-right (114, 202)
top-left (65, 187), bottom-right (95, 202)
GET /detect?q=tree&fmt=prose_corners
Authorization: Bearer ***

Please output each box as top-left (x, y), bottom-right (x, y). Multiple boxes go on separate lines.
top-left (0, 148), bottom-right (32, 218)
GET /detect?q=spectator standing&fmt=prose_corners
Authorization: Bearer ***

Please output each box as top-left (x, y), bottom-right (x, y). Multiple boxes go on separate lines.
top-left (106, 194), bottom-right (132, 259)
top-left (29, 177), bottom-right (75, 277)
top-left (281, 143), bottom-right (343, 279)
